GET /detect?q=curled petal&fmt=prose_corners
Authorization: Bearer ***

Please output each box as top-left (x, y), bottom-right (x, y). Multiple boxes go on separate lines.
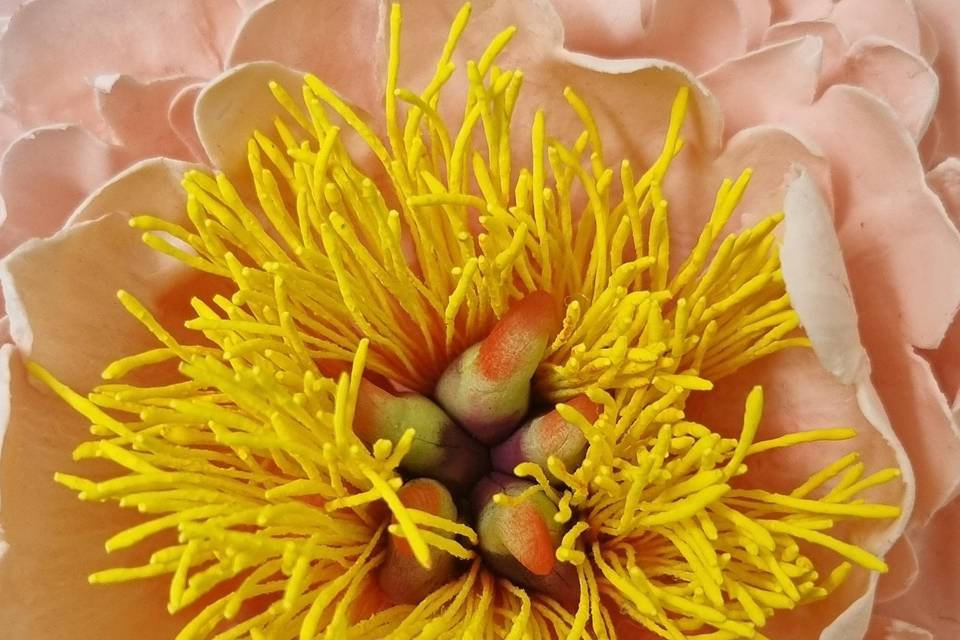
top-left (828, 0), bottom-right (922, 55)
top-left (95, 74), bottom-right (199, 159)
top-left (1, 159), bottom-right (199, 391)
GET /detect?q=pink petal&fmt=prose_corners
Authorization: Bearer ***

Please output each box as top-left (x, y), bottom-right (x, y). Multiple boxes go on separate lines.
top-left (0, 126), bottom-right (127, 257)
top-left (701, 36), bottom-right (822, 139)
top-left (228, 0), bottom-right (383, 114)
top-left (632, 0), bottom-right (748, 73)
top-left (925, 158), bottom-right (960, 410)
top-left (731, 0), bottom-right (772, 48)
top-left (875, 535), bottom-right (919, 602)
top-left (0, 109), bottom-right (20, 158)
top-left (0, 346), bottom-right (188, 638)
top-left (168, 82), bottom-right (210, 164)
top-left (95, 74), bottom-right (200, 160)
top-left (828, 0), bottom-right (922, 55)
top-left (866, 617), bottom-right (933, 640)
top-left (916, 0), bottom-right (960, 163)
top-left (0, 159), bottom-right (199, 392)
top-left (827, 38), bottom-right (938, 141)
top-left (762, 20), bottom-right (849, 84)
top-left (549, 0), bottom-right (645, 57)
top-left (770, 0), bottom-right (833, 22)
top-left (875, 495), bottom-right (960, 638)
top-left (0, 0), bottom-right (242, 132)
top-left (792, 86), bottom-right (960, 349)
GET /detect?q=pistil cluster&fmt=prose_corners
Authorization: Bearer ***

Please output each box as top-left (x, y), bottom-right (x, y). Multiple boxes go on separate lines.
top-left (30, 4), bottom-right (903, 639)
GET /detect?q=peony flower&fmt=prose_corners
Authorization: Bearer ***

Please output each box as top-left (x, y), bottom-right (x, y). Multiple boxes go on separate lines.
top-left (0, 1), bottom-right (954, 639)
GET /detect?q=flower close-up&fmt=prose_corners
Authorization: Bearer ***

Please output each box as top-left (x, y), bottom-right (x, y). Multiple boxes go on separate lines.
top-left (0, 1), bottom-right (957, 639)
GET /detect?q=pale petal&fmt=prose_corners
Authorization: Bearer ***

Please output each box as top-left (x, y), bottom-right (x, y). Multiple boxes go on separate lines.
top-left (195, 61), bottom-right (308, 187)
top-left (228, 0), bottom-right (383, 114)
top-left (0, 0), bottom-right (242, 132)
top-left (828, 0), bottom-right (921, 55)
top-left (828, 38), bottom-right (938, 141)
top-left (0, 159), bottom-right (200, 392)
top-left (0, 346), bottom-right (188, 638)
top-left (701, 36), bottom-right (822, 139)
top-left (866, 616), bottom-right (933, 640)
top-left (762, 20), bottom-right (849, 84)
top-left (916, 0), bottom-right (960, 162)
top-left (875, 495), bottom-right (960, 638)
top-left (782, 169), bottom-right (867, 385)
top-left (0, 126), bottom-right (127, 257)
top-left (95, 74), bottom-right (200, 160)
top-left (168, 83), bottom-right (210, 164)
top-left (924, 158), bottom-right (960, 410)
top-left (770, 0), bottom-right (833, 22)
top-left (549, 0), bottom-right (645, 57)
top-left (731, 0), bottom-right (772, 48)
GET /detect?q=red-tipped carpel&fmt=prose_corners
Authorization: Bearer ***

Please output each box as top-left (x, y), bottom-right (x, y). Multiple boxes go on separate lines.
top-left (435, 292), bottom-right (560, 445)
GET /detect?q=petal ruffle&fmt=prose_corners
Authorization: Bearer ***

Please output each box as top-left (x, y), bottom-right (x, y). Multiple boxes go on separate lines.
top-left (916, 0), bottom-right (960, 162)
top-left (0, 0), bottom-right (242, 132)
top-left (549, 0), bottom-right (645, 58)
top-left (228, 0), bottom-right (383, 114)
top-left (95, 74), bottom-right (199, 160)
top-left (0, 125), bottom-right (127, 257)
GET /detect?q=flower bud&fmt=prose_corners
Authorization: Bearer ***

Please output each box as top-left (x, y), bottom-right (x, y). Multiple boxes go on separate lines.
top-left (379, 479), bottom-right (459, 604)
top-left (353, 380), bottom-right (488, 491)
top-left (491, 395), bottom-right (599, 478)
top-left (473, 473), bottom-right (579, 605)
top-left (435, 291), bottom-right (559, 445)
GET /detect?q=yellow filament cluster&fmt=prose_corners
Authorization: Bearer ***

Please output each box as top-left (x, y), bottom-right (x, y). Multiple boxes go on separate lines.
top-left (33, 3), bottom-right (902, 639)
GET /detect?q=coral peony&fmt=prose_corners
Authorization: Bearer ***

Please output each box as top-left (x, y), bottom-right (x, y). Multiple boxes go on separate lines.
top-left (0, 1), bottom-right (955, 639)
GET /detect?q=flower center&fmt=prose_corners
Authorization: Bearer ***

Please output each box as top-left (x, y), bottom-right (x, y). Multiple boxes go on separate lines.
top-left (27, 4), bottom-right (904, 639)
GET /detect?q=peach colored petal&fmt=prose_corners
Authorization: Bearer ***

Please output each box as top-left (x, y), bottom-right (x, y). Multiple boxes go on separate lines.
top-left (228, 0), bottom-right (384, 114)
top-left (549, 0), bottom-right (645, 57)
top-left (0, 346), bottom-right (190, 639)
top-left (630, 0), bottom-right (747, 74)
top-left (762, 20), bottom-right (849, 86)
top-left (917, 0), bottom-right (960, 162)
top-left (782, 170), bottom-right (867, 385)
top-left (917, 12), bottom-right (939, 63)
top-left (0, 159), bottom-right (198, 392)
top-left (866, 617), bottom-right (933, 640)
top-left (95, 74), bottom-right (200, 160)
top-left (828, 0), bottom-right (922, 55)
top-left (790, 86), bottom-right (960, 349)
top-left (168, 82), bottom-right (210, 164)
top-left (875, 535), bottom-right (919, 602)
top-left (701, 36), bottom-right (821, 140)
top-left (828, 38), bottom-right (938, 141)
top-left (0, 109), bottom-right (20, 157)
top-left (0, 0), bottom-right (241, 133)
top-left (731, 0), bottom-right (772, 48)
top-left (925, 158), bottom-right (960, 410)
top-left (875, 495), bottom-right (960, 638)
top-left (0, 125), bottom-right (128, 257)
top-left (195, 61), bottom-right (309, 188)
top-left (770, 0), bottom-right (833, 22)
